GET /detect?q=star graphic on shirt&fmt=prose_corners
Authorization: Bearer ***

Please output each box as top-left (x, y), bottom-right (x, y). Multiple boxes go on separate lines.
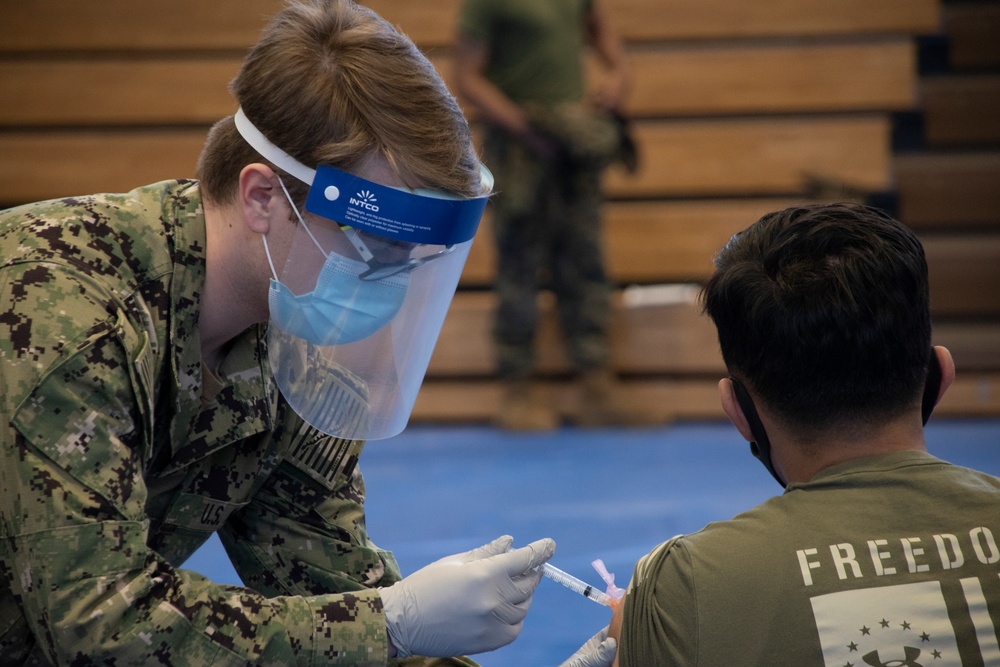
top-left (832, 613), bottom-right (947, 664)
top-left (812, 579), bottom-right (968, 667)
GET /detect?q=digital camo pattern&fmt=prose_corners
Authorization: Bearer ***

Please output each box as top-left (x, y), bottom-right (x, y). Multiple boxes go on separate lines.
top-left (483, 125), bottom-right (612, 379)
top-left (0, 182), bottom-right (476, 666)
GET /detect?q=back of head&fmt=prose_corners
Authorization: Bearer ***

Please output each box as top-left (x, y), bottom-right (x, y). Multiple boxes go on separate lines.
top-left (702, 203), bottom-right (932, 436)
top-left (198, 0), bottom-right (481, 206)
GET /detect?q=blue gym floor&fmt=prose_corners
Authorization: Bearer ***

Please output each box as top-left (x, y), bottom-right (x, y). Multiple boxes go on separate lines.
top-left (183, 419), bottom-right (1000, 665)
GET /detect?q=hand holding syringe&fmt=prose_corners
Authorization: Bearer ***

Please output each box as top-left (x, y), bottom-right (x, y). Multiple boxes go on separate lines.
top-left (541, 560), bottom-right (625, 608)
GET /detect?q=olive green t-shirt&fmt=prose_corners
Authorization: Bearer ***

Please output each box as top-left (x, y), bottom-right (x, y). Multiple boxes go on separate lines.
top-left (620, 451), bottom-right (1000, 666)
top-left (458, 0), bottom-right (592, 106)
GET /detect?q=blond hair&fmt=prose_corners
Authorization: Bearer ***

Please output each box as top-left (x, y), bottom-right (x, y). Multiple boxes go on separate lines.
top-left (197, 0), bottom-right (481, 206)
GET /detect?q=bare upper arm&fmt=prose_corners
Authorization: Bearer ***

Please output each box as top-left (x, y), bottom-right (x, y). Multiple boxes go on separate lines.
top-left (609, 597), bottom-right (625, 667)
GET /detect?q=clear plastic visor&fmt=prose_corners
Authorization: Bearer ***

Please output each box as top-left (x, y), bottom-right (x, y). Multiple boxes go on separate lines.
top-left (267, 226), bottom-right (474, 441)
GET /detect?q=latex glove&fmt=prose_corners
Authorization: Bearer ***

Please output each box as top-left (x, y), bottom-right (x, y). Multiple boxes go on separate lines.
top-left (559, 627), bottom-right (617, 667)
top-left (381, 535), bottom-right (556, 658)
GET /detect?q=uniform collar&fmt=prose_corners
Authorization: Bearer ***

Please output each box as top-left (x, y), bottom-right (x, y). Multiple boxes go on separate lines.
top-left (160, 182), bottom-right (277, 471)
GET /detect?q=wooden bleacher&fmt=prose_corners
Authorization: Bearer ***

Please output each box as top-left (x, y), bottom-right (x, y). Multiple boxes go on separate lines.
top-left (921, 74), bottom-right (1000, 146)
top-left (1, 0), bottom-right (996, 422)
top-left (889, 0), bottom-right (1000, 419)
top-left (942, 1), bottom-right (1000, 70)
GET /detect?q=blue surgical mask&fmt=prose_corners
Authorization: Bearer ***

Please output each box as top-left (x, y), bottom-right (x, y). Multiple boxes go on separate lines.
top-left (267, 252), bottom-right (408, 346)
top-left (265, 178), bottom-right (409, 346)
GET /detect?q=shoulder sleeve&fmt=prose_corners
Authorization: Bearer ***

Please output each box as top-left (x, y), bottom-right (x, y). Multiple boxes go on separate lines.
top-left (620, 535), bottom-right (700, 667)
top-left (219, 429), bottom-right (401, 598)
top-left (218, 423), bottom-right (398, 661)
top-left (0, 263), bottom-right (389, 665)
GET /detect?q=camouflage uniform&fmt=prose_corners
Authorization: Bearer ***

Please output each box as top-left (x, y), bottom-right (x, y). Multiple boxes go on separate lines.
top-left (484, 125), bottom-right (612, 378)
top-left (0, 181), bottom-right (477, 667)
top-left (458, 0), bottom-right (614, 379)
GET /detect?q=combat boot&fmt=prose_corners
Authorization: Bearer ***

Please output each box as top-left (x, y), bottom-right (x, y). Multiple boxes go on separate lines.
top-left (572, 369), bottom-right (664, 427)
top-left (495, 379), bottom-right (560, 431)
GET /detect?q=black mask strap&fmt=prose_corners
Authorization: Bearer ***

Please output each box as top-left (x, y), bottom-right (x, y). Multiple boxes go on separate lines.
top-left (730, 377), bottom-right (786, 487)
top-left (921, 350), bottom-right (942, 426)
top-left (732, 352), bottom-right (940, 487)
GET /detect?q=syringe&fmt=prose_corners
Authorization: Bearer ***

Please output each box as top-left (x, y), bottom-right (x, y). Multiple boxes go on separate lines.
top-left (541, 563), bottom-right (614, 607)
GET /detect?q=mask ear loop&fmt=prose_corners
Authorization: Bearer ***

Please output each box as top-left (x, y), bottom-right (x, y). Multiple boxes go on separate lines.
top-left (275, 173), bottom-right (328, 259)
top-left (921, 349), bottom-right (942, 426)
top-left (262, 174), bottom-right (332, 284)
top-left (261, 235), bottom-right (280, 282)
top-left (730, 377), bottom-right (786, 487)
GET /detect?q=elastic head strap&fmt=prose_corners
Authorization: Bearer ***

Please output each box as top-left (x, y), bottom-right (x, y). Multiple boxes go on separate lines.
top-left (234, 107), bottom-right (316, 185)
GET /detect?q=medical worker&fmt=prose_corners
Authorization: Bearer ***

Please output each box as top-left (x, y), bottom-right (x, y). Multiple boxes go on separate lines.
top-left (0, 1), bottom-right (561, 664)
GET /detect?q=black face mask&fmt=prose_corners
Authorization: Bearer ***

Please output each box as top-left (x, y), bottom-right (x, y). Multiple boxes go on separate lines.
top-left (729, 377), bottom-right (784, 487)
top-left (731, 351), bottom-right (942, 488)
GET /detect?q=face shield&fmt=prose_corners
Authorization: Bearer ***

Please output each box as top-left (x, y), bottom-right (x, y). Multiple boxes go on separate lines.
top-left (234, 107), bottom-right (492, 440)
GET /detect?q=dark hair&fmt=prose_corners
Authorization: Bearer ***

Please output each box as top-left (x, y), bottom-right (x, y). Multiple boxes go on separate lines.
top-left (702, 203), bottom-right (932, 436)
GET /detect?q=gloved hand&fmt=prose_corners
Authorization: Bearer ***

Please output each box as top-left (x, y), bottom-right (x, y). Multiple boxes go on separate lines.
top-left (558, 627), bottom-right (617, 667)
top-left (380, 535), bottom-right (556, 658)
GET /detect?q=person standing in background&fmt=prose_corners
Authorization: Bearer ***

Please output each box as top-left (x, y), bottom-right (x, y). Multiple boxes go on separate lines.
top-left (455, 0), bottom-right (654, 430)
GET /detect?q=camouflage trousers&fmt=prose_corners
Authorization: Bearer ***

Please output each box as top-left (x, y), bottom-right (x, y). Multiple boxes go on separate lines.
top-left (484, 125), bottom-right (613, 380)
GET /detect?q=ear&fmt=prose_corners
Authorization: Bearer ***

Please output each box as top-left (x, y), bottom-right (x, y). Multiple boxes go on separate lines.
top-left (719, 378), bottom-right (755, 442)
top-left (238, 163), bottom-right (281, 235)
top-left (932, 345), bottom-right (956, 407)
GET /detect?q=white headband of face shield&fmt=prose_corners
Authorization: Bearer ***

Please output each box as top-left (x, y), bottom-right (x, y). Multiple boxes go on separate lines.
top-left (233, 107), bottom-right (492, 239)
top-left (235, 107), bottom-right (318, 185)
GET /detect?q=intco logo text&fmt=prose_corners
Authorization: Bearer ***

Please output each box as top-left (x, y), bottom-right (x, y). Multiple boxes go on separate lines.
top-left (351, 190), bottom-right (379, 212)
